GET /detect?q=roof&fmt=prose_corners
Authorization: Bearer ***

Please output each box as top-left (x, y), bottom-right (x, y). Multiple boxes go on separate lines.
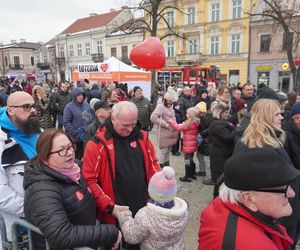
top-left (0, 42), bottom-right (42, 50)
top-left (61, 10), bottom-right (122, 35)
top-left (107, 18), bottom-right (144, 37)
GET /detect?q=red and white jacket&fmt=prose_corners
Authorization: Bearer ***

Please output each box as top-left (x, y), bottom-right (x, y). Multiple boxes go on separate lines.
top-left (82, 126), bottom-right (160, 224)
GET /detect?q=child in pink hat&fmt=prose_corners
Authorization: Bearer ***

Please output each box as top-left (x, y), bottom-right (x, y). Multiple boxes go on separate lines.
top-left (115, 167), bottom-right (188, 250)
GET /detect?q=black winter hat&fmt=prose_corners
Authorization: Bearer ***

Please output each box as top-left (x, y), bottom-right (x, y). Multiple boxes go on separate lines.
top-left (224, 148), bottom-right (300, 191)
top-left (133, 86), bottom-right (142, 94)
top-left (257, 83), bottom-right (279, 100)
top-left (93, 100), bottom-right (111, 112)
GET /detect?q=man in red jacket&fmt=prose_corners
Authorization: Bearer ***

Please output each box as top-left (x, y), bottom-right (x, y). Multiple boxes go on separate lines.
top-left (83, 101), bottom-right (160, 250)
top-left (198, 148), bottom-right (300, 250)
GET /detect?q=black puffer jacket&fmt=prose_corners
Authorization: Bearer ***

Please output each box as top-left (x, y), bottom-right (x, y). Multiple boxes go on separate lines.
top-left (209, 119), bottom-right (236, 183)
top-left (178, 94), bottom-right (196, 120)
top-left (24, 162), bottom-right (119, 250)
top-left (284, 119), bottom-right (300, 170)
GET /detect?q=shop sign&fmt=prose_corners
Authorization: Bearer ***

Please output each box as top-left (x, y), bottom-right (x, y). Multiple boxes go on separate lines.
top-left (281, 63), bottom-right (289, 70)
top-left (256, 65), bottom-right (273, 71)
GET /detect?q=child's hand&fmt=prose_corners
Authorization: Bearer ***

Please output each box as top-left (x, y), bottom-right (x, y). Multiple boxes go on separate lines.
top-left (112, 205), bottom-right (130, 218)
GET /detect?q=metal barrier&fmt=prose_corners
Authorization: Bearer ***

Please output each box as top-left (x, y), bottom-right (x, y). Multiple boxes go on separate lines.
top-left (0, 213), bottom-right (11, 250)
top-left (11, 218), bottom-right (50, 250)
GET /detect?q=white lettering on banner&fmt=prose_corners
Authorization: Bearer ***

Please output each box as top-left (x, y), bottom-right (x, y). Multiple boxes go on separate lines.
top-left (78, 63), bottom-right (110, 73)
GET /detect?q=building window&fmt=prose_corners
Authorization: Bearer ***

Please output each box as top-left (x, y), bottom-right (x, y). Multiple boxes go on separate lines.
top-left (211, 3), bottom-right (220, 22)
top-left (189, 39), bottom-right (197, 54)
top-left (167, 40), bottom-right (175, 57)
top-left (43, 56), bottom-right (47, 62)
top-left (77, 44), bottom-right (82, 56)
top-left (121, 46), bottom-right (128, 61)
top-left (4, 57), bottom-right (8, 66)
top-left (13, 56), bottom-right (20, 65)
top-left (97, 40), bottom-right (103, 53)
top-left (232, 0), bottom-right (242, 19)
top-left (30, 57), bottom-right (34, 66)
top-left (166, 11), bottom-right (175, 27)
top-left (85, 42), bottom-right (91, 55)
top-left (257, 72), bottom-right (270, 86)
top-left (187, 7), bottom-right (195, 25)
top-left (229, 70), bottom-right (239, 85)
top-left (210, 36), bottom-right (219, 54)
top-left (282, 32), bottom-right (294, 51)
top-left (69, 45), bottom-right (74, 57)
top-left (231, 34), bottom-right (240, 53)
top-left (60, 46), bottom-right (65, 58)
top-left (111, 47), bottom-right (117, 57)
top-left (260, 34), bottom-right (271, 52)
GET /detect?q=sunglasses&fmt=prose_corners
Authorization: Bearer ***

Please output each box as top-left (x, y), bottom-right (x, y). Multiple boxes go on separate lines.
top-left (253, 185), bottom-right (289, 198)
top-left (9, 103), bottom-right (36, 112)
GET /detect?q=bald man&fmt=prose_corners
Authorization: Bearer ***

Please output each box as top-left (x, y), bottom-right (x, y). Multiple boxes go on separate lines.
top-left (0, 91), bottom-right (41, 241)
top-left (83, 101), bottom-right (160, 250)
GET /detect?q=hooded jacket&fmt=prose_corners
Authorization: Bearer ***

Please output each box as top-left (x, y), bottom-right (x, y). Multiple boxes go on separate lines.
top-left (24, 162), bottom-right (119, 250)
top-left (118, 197), bottom-right (188, 250)
top-left (0, 107), bottom-right (39, 240)
top-left (63, 88), bottom-right (90, 142)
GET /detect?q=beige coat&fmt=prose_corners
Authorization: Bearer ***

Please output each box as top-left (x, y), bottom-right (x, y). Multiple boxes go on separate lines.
top-left (150, 104), bottom-right (177, 149)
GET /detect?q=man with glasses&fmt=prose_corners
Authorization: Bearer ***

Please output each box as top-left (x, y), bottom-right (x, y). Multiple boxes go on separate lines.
top-left (198, 148), bottom-right (300, 250)
top-left (0, 91), bottom-right (41, 243)
top-left (83, 101), bottom-right (160, 250)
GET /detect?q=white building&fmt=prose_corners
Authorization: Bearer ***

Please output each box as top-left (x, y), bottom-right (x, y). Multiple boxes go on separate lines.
top-left (55, 8), bottom-right (133, 82)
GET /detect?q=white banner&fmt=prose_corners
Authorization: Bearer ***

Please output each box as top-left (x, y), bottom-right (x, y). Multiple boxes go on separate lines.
top-left (78, 63), bottom-right (110, 73)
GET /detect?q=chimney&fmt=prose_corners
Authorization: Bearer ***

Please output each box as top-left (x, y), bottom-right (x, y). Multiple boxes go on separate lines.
top-left (20, 38), bottom-right (26, 43)
top-left (110, 8), bottom-right (116, 12)
top-left (89, 13), bottom-right (97, 17)
top-left (10, 39), bottom-right (17, 44)
top-left (121, 5), bottom-right (128, 9)
top-left (0, 43), bottom-right (3, 47)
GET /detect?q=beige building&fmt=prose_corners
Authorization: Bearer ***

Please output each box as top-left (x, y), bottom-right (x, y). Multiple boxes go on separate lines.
top-left (249, 17), bottom-right (300, 92)
top-left (0, 39), bottom-right (41, 78)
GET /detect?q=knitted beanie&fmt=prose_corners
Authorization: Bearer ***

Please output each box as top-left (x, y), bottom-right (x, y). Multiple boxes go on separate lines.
top-left (133, 86), bottom-right (142, 94)
top-left (164, 89), bottom-right (178, 102)
top-left (196, 101), bottom-right (207, 113)
top-left (148, 167), bottom-right (177, 203)
top-left (292, 101), bottom-right (300, 116)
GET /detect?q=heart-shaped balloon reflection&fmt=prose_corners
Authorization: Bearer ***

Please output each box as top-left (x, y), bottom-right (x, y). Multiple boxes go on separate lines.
top-left (130, 37), bottom-right (166, 70)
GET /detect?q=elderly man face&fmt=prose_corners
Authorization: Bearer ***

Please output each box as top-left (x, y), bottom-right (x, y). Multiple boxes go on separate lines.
top-left (244, 185), bottom-right (295, 219)
top-left (111, 102), bottom-right (138, 137)
top-left (7, 92), bottom-right (40, 135)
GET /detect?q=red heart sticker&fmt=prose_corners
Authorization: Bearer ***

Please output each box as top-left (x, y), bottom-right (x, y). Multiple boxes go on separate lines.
top-left (100, 63), bottom-right (108, 72)
top-left (130, 37), bottom-right (166, 70)
top-left (130, 141), bottom-right (137, 148)
top-left (76, 191), bottom-right (84, 201)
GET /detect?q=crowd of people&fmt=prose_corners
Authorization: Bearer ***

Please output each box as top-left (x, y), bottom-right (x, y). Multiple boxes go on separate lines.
top-left (0, 75), bottom-right (300, 249)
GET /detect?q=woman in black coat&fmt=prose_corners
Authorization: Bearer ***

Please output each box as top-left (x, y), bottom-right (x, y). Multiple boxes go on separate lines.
top-left (209, 101), bottom-right (236, 198)
top-left (24, 128), bottom-right (121, 250)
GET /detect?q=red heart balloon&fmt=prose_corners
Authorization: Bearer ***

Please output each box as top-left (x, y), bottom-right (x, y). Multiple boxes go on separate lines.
top-left (130, 37), bottom-right (166, 70)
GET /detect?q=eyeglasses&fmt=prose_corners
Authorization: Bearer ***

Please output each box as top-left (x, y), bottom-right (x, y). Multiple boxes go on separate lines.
top-left (9, 104), bottom-right (36, 112)
top-left (254, 185), bottom-right (289, 198)
top-left (49, 144), bottom-right (76, 157)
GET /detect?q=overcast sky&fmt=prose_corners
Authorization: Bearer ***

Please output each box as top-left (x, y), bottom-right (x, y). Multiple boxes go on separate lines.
top-left (0, 0), bottom-right (138, 44)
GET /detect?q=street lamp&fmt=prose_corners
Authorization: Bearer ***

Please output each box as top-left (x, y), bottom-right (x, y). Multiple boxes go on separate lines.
top-left (295, 58), bottom-right (300, 91)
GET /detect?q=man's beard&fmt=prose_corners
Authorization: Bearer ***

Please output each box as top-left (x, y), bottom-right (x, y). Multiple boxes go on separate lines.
top-left (15, 115), bottom-right (41, 135)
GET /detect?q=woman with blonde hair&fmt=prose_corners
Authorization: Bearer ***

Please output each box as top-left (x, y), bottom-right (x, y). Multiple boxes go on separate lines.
top-left (209, 101), bottom-right (236, 197)
top-left (236, 99), bottom-right (285, 150)
top-left (234, 98), bottom-right (300, 247)
top-left (32, 85), bottom-right (52, 129)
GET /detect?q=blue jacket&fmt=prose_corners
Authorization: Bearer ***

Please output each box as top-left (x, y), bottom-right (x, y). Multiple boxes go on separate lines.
top-left (63, 88), bottom-right (90, 142)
